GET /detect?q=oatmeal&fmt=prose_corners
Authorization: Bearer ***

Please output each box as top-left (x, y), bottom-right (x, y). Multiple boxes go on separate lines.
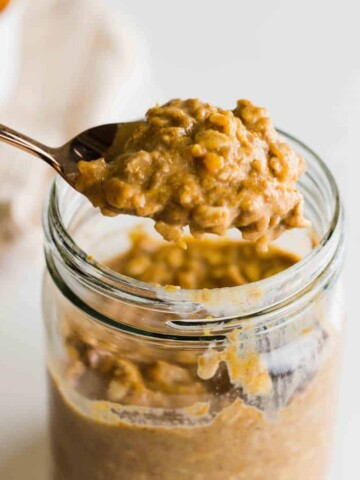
top-left (48, 235), bottom-right (340, 480)
top-left (75, 99), bottom-right (308, 248)
top-left (108, 230), bottom-right (299, 289)
top-left (43, 96), bottom-right (344, 480)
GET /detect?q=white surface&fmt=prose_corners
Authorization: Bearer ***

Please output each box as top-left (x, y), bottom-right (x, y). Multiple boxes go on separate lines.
top-left (0, 0), bottom-right (359, 478)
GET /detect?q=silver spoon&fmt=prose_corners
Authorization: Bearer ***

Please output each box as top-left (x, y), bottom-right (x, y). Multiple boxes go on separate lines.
top-left (0, 121), bottom-right (141, 185)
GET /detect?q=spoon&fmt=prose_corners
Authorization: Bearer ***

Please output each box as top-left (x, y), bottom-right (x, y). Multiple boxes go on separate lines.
top-left (0, 121), bottom-right (141, 185)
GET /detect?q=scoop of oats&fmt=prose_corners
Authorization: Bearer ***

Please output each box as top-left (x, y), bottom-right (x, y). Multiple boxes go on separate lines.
top-left (75, 98), bottom-right (308, 248)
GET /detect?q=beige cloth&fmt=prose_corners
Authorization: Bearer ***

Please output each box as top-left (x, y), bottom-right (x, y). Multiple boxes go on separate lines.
top-left (0, 0), bottom-right (151, 241)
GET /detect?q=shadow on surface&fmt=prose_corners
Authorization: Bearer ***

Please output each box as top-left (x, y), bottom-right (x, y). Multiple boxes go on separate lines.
top-left (0, 433), bottom-right (50, 480)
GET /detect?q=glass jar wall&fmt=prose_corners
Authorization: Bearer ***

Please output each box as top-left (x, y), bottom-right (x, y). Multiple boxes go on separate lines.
top-left (42, 133), bottom-right (345, 480)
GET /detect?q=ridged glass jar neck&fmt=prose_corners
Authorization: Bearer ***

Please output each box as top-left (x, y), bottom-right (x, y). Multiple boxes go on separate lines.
top-left (43, 132), bottom-right (344, 341)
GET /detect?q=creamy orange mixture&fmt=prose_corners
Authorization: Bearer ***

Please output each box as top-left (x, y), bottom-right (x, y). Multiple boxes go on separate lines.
top-left (109, 231), bottom-right (299, 289)
top-left (49, 236), bottom-right (339, 480)
top-left (61, 236), bottom-right (298, 410)
top-left (75, 99), bottom-right (308, 249)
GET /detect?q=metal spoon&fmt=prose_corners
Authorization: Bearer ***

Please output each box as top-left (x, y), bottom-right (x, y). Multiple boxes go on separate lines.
top-left (0, 121), bottom-right (141, 185)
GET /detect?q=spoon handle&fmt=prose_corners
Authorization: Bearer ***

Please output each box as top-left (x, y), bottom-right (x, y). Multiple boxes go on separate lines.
top-left (0, 123), bottom-right (61, 173)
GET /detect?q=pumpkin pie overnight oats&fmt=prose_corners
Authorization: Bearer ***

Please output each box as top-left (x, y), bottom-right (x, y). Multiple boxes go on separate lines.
top-left (42, 100), bottom-right (345, 480)
top-left (75, 99), bottom-right (308, 249)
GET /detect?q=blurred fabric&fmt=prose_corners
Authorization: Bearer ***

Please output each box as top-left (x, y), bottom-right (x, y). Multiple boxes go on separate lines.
top-left (0, 0), bottom-right (151, 244)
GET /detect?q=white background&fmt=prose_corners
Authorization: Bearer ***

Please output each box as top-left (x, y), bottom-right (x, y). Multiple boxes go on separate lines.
top-left (0, 0), bottom-right (359, 478)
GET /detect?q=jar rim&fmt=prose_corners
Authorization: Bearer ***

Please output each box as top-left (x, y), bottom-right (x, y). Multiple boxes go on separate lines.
top-left (43, 130), bottom-right (344, 338)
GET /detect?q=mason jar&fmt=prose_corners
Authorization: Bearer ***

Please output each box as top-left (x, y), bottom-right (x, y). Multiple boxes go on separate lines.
top-left (42, 132), bottom-right (345, 480)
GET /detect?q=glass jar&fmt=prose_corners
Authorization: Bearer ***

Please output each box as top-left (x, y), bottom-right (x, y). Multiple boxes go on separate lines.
top-left (42, 132), bottom-right (345, 480)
